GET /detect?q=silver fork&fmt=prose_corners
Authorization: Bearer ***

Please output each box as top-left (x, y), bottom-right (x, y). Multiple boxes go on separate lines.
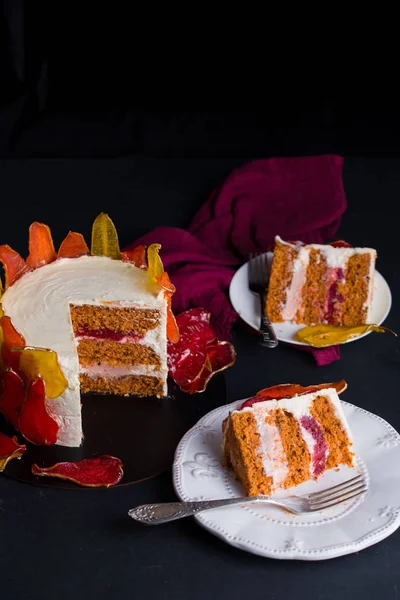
top-left (248, 253), bottom-right (278, 348)
top-left (128, 473), bottom-right (367, 525)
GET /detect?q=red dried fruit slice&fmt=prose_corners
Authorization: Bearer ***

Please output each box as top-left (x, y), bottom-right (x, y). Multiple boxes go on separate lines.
top-left (0, 433), bottom-right (26, 472)
top-left (0, 369), bottom-right (25, 429)
top-left (31, 456), bottom-right (124, 487)
top-left (58, 232), bottom-right (90, 258)
top-left (168, 309), bottom-right (216, 387)
top-left (240, 380), bottom-right (347, 409)
top-left (329, 240), bottom-right (352, 248)
top-left (180, 341), bottom-right (236, 394)
top-left (121, 245), bottom-right (147, 269)
top-left (26, 222), bottom-right (57, 269)
top-left (18, 378), bottom-right (58, 445)
top-left (0, 315), bottom-right (26, 373)
top-left (167, 308), bottom-right (236, 393)
top-left (0, 245), bottom-right (30, 288)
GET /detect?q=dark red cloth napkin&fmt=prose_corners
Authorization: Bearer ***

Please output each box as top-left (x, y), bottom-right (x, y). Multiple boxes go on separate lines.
top-left (127, 156), bottom-right (346, 365)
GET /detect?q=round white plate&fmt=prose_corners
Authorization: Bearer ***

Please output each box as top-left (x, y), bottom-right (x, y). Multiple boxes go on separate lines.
top-left (173, 399), bottom-right (400, 560)
top-left (229, 253), bottom-right (392, 346)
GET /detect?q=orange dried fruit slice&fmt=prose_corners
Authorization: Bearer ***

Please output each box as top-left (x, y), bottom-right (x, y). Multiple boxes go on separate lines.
top-left (0, 315), bottom-right (26, 373)
top-left (0, 245), bottom-right (30, 288)
top-left (26, 222), bottom-right (57, 269)
top-left (19, 347), bottom-right (68, 398)
top-left (91, 213), bottom-right (121, 260)
top-left (58, 232), bottom-right (90, 258)
top-left (121, 245), bottom-right (147, 269)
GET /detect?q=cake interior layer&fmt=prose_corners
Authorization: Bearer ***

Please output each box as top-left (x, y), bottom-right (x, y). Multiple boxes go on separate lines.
top-left (77, 339), bottom-right (161, 367)
top-left (223, 392), bottom-right (354, 496)
top-left (70, 304), bottom-right (160, 336)
top-left (79, 373), bottom-right (165, 397)
top-left (223, 413), bottom-right (273, 497)
top-left (266, 239), bottom-right (375, 326)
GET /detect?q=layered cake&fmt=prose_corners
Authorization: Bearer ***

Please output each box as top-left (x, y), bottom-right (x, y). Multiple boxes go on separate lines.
top-left (222, 383), bottom-right (355, 496)
top-left (0, 215), bottom-right (178, 447)
top-left (266, 236), bottom-right (377, 326)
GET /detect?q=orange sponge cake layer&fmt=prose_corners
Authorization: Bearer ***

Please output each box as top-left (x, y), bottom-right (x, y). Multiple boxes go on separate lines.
top-left (79, 373), bottom-right (164, 396)
top-left (266, 236), bottom-right (376, 326)
top-left (223, 388), bottom-right (355, 497)
top-left (70, 302), bottom-right (167, 399)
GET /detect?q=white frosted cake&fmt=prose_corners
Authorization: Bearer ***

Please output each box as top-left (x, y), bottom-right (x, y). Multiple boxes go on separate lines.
top-left (0, 215), bottom-right (178, 448)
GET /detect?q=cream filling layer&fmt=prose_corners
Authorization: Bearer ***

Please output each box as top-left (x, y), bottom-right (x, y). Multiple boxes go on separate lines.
top-left (252, 405), bottom-right (289, 491)
top-left (281, 246), bottom-right (310, 321)
top-left (80, 364), bottom-right (164, 378)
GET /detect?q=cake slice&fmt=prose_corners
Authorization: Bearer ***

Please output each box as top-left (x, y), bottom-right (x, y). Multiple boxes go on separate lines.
top-left (222, 385), bottom-right (355, 497)
top-left (266, 236), bottom-right (377, 326)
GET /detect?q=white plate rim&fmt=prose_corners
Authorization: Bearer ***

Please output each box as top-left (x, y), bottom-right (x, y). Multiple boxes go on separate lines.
top-left (173, 398), bottom-right (400, 561)
top-left (229, 252), bottom-right (392, 346)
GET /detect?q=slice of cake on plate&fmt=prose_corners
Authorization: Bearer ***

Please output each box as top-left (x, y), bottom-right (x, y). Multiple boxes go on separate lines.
top-left (0, 214), bottom-right (179, 447)
top-left (266, 236), bottom-right (377, 326)
top-left (222, 382), bottom-right (355, 497)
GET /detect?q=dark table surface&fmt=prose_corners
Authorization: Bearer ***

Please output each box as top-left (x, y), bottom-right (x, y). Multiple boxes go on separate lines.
top-left (0, 158), bottom-right (399, 600)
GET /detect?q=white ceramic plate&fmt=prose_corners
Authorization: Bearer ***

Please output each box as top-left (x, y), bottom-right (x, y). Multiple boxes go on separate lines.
top-left (173, 399), bottom-right (400, 560)
top-left (229, 253), bottom-right (392, 346)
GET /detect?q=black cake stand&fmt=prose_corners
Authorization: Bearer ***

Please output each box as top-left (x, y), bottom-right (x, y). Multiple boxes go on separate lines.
top-left (0, 375), bottom-right (226, 489)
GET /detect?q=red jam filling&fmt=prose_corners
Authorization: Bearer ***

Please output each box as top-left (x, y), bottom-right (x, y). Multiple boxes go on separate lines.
top-left (74, 325), bottom-right (143, 342)
top-left (324, 267), bottom-right (345, 324)
top-left (299, 415), bottom-right (328, 476)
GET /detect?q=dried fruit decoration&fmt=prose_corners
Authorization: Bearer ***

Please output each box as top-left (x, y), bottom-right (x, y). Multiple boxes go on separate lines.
top-left (26, 222), bottom-right (57, 269)
top-left (0, 245), bottom-right (30, 288)
top-left (240, 380), bottom-right (347, 409)
top-left (18, 378), bottom-right (59, 445)
top-left (19, 347), bottom-right (68, 399)
top-left (121, 245), bottom-right (147, 269)
top-left (168, 308), bottom-right (236, 394)
top-left (31, 456), bottom-right (124, 487)
top-left (0, 315), bottom-right (26, 373)
top-left (91, 212), bottom-right (121, 260)
top-left (58, 232), bottom-right (90, 258)
top-left (147, 244), bottom-right (180, 344)
top-left (0, 369), bottom-right (25, 429)
top-left (0, 433), bottom-right (26, 472)
top-left (295, 324), bottom-right (397, 347)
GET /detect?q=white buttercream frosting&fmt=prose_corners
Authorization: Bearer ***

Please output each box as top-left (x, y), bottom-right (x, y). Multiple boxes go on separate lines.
top-left (1, 256), bottom-right (168, 447)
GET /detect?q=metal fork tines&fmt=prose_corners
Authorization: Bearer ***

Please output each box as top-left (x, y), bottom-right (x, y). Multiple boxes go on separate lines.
top-left (128, 473), bottom-right (368, 524)
top-left (248, 253), bottom-right (278, 348)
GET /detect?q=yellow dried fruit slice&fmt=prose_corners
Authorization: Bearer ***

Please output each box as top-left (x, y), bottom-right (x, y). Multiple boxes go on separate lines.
top-left (295, 324), bottom-right (397, 347)
top-left (19, 347), bottom-right (68, 398)
top-left (91, 213), bottom-right (121, 260)
top-left (147, 243), bottom-right (164, 281)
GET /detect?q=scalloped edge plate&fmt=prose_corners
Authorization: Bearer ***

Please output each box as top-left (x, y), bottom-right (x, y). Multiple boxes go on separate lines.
top-left (229, 252), bottom-right (392, 346)
top-left (173, 398), bottom-right (400, 560)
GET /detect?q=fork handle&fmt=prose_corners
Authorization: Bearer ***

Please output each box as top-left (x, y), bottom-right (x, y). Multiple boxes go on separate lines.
top-left (128, 497), bottom-right (264, 525)
top-left (260, 293), bottom-right (278, 348)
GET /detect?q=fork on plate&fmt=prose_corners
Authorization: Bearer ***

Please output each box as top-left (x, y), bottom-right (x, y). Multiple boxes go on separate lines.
top-left (128, 473), bottom-right (367, 525)
top-left (248, 253), bottom-right (278, 348)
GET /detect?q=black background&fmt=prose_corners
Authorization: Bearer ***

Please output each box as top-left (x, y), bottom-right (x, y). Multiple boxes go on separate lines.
top-left (1, 2), bottom-right (400, 598)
